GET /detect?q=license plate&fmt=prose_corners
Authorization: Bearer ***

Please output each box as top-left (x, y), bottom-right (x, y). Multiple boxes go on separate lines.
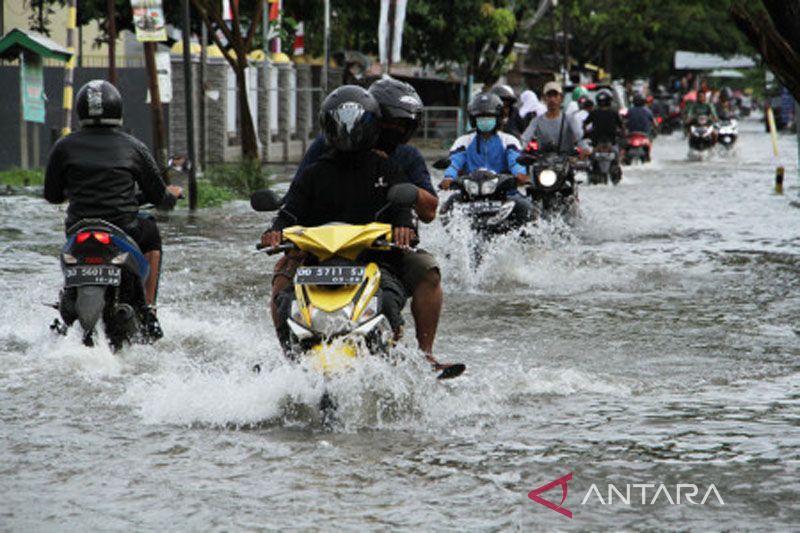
top-left (295, 266), bottom-right (366, 285)
top-left (468, 200), bottom-right (502, 214)
top-left (64, 265), bottom-right (121, 287)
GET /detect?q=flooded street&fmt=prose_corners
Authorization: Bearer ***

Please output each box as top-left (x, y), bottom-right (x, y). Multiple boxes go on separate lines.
top-left (2, 118), bottom-right (799, 530)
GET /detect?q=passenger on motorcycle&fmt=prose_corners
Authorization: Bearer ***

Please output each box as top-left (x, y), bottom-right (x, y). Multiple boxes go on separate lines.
top-left (626, 93), bottom-right (658, 136)
top-left (511, 89), bottom-right (546, 137)
top-left (572, 95), bottom-right (594, 134)
top-left (521, 81), bottom-right (585, 154)
top-left (490, 84), bottom-right (520, 137)
top-left (44, 80), bottom-right (182, 339)
top-left (268, 77), bottom-right (447, 368)
top-left (440, 92), bottom-right (533, 223)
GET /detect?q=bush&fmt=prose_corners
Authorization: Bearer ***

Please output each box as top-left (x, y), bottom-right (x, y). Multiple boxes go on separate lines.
top-left (197, 181), bottom-right (237, 208)
top-left (205, 161), bottom-right (270, 196)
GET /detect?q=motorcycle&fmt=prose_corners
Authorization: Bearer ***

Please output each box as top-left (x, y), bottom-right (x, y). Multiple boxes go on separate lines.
top-left (623, 132), bottom-right (652, 165)
top-left (588, 141), bottom-right (623, 184)
top-left (252, 184), bottom-right (464, 417)
top-left (434, 163), bottom-right (523, 235)
top-left (50, 219), bottom-right (154, 350)
top-left (518, 141), bottom-right (580, 220)
top-left (716, 118), bottom-right (738, 150)
top-left (688, 115), bottom-right (716, 154)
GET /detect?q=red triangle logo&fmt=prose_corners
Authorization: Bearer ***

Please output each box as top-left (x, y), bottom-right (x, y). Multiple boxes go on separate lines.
top-left (528, 472), bottom-right (573, 518)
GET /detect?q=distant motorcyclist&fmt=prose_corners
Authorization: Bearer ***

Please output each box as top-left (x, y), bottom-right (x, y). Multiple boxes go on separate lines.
top-left (521, 81), bottom-right (585, 154)
top-left (572, 95), bottom-right (594, 134)
top-left (583, 89), bottom-right (626, 147)
top-left (685, 90), bottom-right (718, 126)
top-left (441, 92), bottom-right (533, 223)
top-left (716, 87), bottom-right (736, 120)
top-left (44, 80), bottom-right (182, 339)
top-left (626, 93), bottom-right (658, 136)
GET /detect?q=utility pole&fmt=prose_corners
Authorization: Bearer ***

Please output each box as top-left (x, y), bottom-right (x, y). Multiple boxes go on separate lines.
top-left (561, 0), bottom-right (569, 79)
top-left (387, 0), bottom-right (395, 74)
top-left (107, 0), bottom-right (117, 85)
top-left (182, 0), bottom-right (197, 210)
top-left (62, 0), bottom-right (77, 136)
top-left (322, 0), bottom-right (330, 91)
top-left (143, 42), bottom-right (167, 169)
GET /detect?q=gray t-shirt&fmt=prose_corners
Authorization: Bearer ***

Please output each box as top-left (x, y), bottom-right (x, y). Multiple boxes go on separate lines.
top-left (521, 112), bottom-right (583, 153)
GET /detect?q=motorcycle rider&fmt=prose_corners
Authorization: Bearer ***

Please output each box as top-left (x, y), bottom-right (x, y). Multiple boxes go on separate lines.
top-left (440, 92), bottom-right (533, 223)
top-left (572, 95), bottom-right (594, 133)
top-left (624, 93), bottom-right (658, 162)
top-left (521, 81), bottom-right (585, 154)
top-left (684, 89), bottom-right (718, 127)
top-left (44, 80), bottom-right (182, 339)
top-left (583, 89), bottom-right (625, 147)
top-left (267, 77), bottom-right (446, 368)
top-left (716, 87), bottom-right (735, 120)
top-left (261, 86), bottom-right (458, 373)
top-left (511, 89), bottom-right (546, 136)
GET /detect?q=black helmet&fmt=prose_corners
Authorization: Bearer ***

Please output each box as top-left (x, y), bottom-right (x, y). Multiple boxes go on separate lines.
top-left (632, 93), bottom-right (646, 106)
top-left (596, 89), bottom-right (613, 107)
top-left (467, 92), bottom-right (503, 127)
top-left (76, 79), bottom-right (123, 127)
top-left (369, 76), bottom-right (423, 143)
top-left (578, 95), bottom-right (594, 110)
top-left (319, 85), bottom-right (382, 152)
top-left (490, 84), bottom-right (517, 105)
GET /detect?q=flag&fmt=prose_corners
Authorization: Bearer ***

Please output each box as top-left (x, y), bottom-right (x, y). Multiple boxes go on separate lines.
top-left (293, 22), bottom-right (305, 56)
top-left (378, 0), bottom-right (408, 64)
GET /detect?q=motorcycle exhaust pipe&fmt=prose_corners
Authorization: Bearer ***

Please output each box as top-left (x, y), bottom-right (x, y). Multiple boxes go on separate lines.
top-left (75, 286), bottom-right (106, 334)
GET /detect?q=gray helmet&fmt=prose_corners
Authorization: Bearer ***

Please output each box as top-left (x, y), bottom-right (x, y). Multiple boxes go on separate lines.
top-left (76, 80), bottom-right (123, 127)
top-left (467, 92), bottom-right (503, 128)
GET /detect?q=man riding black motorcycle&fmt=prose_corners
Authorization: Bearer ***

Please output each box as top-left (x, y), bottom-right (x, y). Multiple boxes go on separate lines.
top-left (685, 90), bottom-right (719, 127)
top-left (44, 80), bottom-right (182, 339)
top-left (583, 89), bottom-right (626, 148)
top-left (521, 81), bottom-right (585, 153)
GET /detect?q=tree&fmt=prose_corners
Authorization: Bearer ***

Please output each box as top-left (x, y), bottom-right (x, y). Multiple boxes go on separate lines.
top-left (525, 0), bottom-right (754, 82)
top-left (191, 0), bottom-right (263, 161)
top-left (730, 1), bottom-right (800, 101)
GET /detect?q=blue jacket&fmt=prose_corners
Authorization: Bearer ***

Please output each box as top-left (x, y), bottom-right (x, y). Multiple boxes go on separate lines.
top-left (294, 135), bottom-right (436, 196)
top-left (444, 131), bottom-right (525, 178)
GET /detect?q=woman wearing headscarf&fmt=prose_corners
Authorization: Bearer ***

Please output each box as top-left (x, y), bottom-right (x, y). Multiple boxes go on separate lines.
top-left (507, 89), bottom-right (546, 139)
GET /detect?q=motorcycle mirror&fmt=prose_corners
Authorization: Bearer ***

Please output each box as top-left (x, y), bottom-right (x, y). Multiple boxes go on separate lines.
top-left (387, 183), bottom-right (418, 207)
top-left (432, 158), bottom-right (451, 170)
top-left (516, 154), bottom-right (536, 166)
top-left (250, 189), bottom-right (283, 212)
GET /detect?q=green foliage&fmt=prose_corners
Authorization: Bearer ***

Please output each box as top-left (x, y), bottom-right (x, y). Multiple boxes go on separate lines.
top-left (0, 168), bottom-right (44, 187)
top-left (528, 0), bottom-right (755, 81)
top-left (204, 161), bottom-right (269, 196)
top-left (197, 181), bottom-right (237, 208)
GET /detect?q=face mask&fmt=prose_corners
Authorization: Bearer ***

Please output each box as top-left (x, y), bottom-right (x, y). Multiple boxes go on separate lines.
top-left (476, 117), bottom-right (497, 132)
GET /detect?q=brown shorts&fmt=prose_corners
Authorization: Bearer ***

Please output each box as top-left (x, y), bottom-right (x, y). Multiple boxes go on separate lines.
top-left (400, 248), bottom-right (439, 295)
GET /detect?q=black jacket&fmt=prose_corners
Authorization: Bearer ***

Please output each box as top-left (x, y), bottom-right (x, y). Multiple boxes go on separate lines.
top-left (272, 149), bottom-right (414, 231)
top-left (44, 127), bottom-right (175, 228)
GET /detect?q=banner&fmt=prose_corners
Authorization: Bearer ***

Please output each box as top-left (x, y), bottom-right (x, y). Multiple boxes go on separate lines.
top-left (145, 50), bottom-right (172, 104)
top-left (378, 0), bottom-right (408, 64)
top-left (21, 53), bottom-right (45, 123)
top-left (130, 0), bottom-right (167, 42)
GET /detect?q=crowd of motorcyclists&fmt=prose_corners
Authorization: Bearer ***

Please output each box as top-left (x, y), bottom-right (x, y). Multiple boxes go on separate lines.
top-left (42, 74), bottom-right (754, 379)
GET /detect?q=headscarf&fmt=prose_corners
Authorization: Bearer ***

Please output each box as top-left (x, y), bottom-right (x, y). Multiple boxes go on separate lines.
top-left (518, 89), bottom-right (546, 119)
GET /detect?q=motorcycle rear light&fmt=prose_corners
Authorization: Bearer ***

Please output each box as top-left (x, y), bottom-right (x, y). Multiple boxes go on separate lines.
top-left (657, 116), bottom-right (663, 124)
top-left (83, 257), bottom-right (104, 264)
top-left (526, 140), bottom-right (539, 152)
top-left (93, 232), bottom-right (111, 244)
top-left (584, 83), bottom-right (597, 90)
top-left (76, 231), bottom-right (92, 244)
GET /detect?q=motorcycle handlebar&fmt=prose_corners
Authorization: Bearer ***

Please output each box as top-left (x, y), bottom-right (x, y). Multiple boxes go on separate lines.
top-left (255, 242), bottom-right (297, 255)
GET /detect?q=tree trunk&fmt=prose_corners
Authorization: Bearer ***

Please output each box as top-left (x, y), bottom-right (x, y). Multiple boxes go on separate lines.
top-left (234, 65), bottom-right (259, 160)
top-left (731, 2), bottom-right (800, 102)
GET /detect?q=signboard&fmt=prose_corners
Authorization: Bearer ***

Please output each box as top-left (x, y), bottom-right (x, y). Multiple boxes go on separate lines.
top-left (130, 0), bottom-right (167, 42)
top-left (21, 52), bottom-right (45, 123)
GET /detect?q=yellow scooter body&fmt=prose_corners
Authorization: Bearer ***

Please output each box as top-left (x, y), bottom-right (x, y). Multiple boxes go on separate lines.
top-left (283, 223), bottom-right (393, 374)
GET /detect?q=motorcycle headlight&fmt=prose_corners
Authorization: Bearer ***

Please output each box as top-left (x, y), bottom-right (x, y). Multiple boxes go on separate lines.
top-left (310, 304), bottom-right (354, 336)
top-left (481, 178), bottom-right (499, 196)
top-left (356, 297), bottom-right (379, 324)
top-left (463, 179), bottom-right (479, 197)
top-left (537, 169), bottom-right (558, 188)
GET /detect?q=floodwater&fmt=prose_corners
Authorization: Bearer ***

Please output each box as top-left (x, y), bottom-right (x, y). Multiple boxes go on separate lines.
top-left (1, 118), bottom-right (799, 530)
